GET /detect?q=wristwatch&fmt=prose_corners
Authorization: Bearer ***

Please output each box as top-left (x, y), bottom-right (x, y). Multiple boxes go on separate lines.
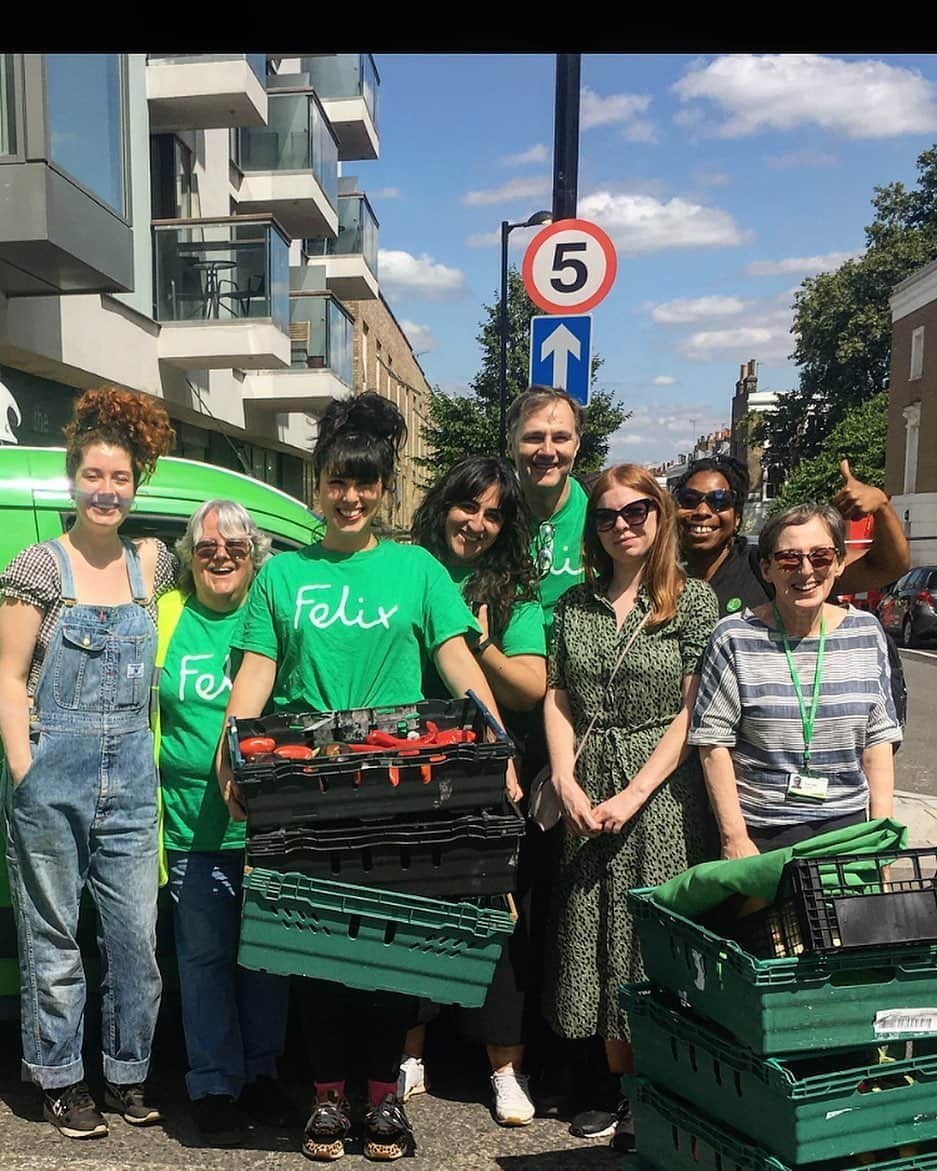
top-left (473, 635), bottom-right (494, 656)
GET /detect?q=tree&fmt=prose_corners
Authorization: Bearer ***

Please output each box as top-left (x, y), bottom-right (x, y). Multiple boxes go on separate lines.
top-left (756, 145), bottom-right (937, 473)
top-left (419, 268), bottom-right (629, 480)
top-left (769, 391), bottom-right (889, 515)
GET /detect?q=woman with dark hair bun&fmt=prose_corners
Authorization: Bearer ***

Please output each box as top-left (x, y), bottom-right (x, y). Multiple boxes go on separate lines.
top-left (405, 456), bottom-right (545, 1126)
top-left (219, 392), bottom-right (520, 1163)
top-left (0, 387), bottom-right (175, 1140)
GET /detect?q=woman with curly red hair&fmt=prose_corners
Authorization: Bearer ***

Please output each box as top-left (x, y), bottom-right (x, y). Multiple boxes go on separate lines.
top-left (0, 387), bottom-right (175, 1140)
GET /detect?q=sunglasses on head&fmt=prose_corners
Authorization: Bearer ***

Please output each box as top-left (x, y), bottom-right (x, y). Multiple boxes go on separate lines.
top-left (194, 538), bottom-right (252, 561)
top-left (769, 547), bottom-right (838, 572)
top-left (674, 487), bottom-right (736, 512)
top-left (590, 498), bottom-right (657, 532)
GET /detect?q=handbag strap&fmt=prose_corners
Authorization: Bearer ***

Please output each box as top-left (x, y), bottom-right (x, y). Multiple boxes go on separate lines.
top-left (573, 610), bottom-right (649, 764)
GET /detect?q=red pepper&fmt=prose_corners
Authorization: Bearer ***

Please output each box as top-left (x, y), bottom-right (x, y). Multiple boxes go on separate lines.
top-left (239, 736), bottom-right (276, 757)
top-left (274, 744), bottom-right (314, 760)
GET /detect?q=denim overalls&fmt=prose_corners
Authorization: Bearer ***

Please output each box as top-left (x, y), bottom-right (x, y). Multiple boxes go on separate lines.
top-left (3, 538), bottom-right (162, 1090)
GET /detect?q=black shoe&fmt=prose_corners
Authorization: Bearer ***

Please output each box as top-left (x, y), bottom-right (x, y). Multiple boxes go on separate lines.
top-left (192, 1094), bottom-right (246, 1147)
top-left (239, 1075), bottom-right (302, 1128)
top-left (302, 1093), bottom-right (352, 1162)
top-left (610, 1099), bottom-right (635, 1152)
top-left (103, 1081), bottom-right (162, 1126)
top-left (43, 1081), bottom-right (108, 1139)
top-left (569, 1104), bottom-right (617, 1139)
top-left (363, 1094), bottom-right (416, 1161)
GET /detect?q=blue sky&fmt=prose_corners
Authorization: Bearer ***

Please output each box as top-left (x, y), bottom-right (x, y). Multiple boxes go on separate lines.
top-left (353, 53), bottom-right (937, 465)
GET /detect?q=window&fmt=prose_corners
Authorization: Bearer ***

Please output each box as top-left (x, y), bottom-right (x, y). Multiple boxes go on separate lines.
top-left (0, 54), bottom-right (15, 156)
top-left (150, 134), bottom-right (200, 220)
top-left (903, 402), bottom-right (921, 495)
top-left (46, 54), bottom-right (126, 216)
top-left (910, 326), bottom-right (925, 381)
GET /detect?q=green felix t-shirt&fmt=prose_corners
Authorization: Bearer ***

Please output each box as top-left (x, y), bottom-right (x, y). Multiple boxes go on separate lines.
top-left (422, 563), bottom-right (546, 706)
top-left (529, 476), bottom-right (588, 641)
top-left (159, 597), bottom-right (245, 852)
top-left (234, 540), bottom-right (479, 712)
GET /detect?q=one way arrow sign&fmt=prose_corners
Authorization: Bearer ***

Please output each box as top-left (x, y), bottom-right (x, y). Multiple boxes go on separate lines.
top-left (529, 314), bottom-right (592, 406)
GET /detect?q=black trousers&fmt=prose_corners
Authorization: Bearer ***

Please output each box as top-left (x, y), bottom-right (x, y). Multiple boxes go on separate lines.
top-left (747, 808), bottom-right (867, 852)
top-left (294, 978), bottom-right (416, 1086)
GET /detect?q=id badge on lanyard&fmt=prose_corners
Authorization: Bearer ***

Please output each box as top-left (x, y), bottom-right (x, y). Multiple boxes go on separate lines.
top-left (775, 606), bottom-right (829, 805)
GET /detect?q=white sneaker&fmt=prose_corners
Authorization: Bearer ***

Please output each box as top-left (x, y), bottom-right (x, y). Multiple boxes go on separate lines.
top-left (396, 1056), bottom-right (426, 1102)
top-left (491, 1070), bottom-right (535, 1126)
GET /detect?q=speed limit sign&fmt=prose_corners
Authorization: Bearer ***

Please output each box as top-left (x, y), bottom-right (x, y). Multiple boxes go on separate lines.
top-left (522, 218), bottom-right (617, 314)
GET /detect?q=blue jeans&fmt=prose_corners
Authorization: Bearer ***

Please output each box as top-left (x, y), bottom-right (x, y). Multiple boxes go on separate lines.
top-left (168, 849), bottom-right (289, 1101)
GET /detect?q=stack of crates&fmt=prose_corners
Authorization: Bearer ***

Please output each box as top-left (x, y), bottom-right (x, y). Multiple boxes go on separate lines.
top-left (229, 694), bottom-right (520, 1008)
top-left (621, 848), bottom-right (937, 1171)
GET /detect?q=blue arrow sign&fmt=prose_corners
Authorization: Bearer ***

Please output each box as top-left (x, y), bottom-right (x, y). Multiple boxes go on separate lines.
top-left (529, 314), bottom-right (592, 406)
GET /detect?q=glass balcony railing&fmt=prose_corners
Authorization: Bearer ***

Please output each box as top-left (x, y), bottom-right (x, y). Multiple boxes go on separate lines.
top-left (301, 54), bottom-right (380, 126)
top-left (235, 91), bottom-right (338, 208)
top-left (147, 53), bottom-right (266, 83)
top-left (289, 293), bottom-right (353, 385)
top-left (153, 215), bottom-right (290, 336)
top-left (304, 194), bottom-right (378, 275)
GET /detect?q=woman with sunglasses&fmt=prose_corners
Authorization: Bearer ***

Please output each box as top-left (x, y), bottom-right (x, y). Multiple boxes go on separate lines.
top-left (542, 465), bottom-right (718, 1152)
top-left (156, 500), bottom-right (298, 1146)
top-left (689, 503), bottom-right (901, 860)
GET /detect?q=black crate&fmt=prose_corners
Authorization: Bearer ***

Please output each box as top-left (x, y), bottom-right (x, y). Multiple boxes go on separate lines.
top-left (229, 695), bottom-right (512, 832)
top-left (244, 803), bottom-right (525, 896)
top-left (732, 848), bottom-right (937, 958)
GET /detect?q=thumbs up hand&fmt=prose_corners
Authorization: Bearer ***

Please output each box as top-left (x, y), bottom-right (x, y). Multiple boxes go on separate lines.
top-left (832, 458), bottom-right (887, 519)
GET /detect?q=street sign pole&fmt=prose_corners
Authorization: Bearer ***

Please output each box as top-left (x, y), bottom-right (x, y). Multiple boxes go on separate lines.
top-left (553, 54), bottom-right (581, 222)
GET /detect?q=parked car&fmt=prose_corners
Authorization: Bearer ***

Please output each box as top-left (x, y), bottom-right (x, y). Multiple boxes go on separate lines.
top-left (876, 565), bottom-right (937, 648)
top-left (0, 446), bottom-right (325, 1012)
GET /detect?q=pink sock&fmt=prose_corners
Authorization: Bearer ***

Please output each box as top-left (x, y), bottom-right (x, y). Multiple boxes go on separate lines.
top-left (368, 1079), bottom-right (397, 1106)
top-left (315, 1080), bottom-right (346, 1101)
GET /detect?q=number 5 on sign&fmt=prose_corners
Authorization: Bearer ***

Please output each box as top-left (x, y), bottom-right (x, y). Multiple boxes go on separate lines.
top-left (522, 218), bottom-right (618, 315)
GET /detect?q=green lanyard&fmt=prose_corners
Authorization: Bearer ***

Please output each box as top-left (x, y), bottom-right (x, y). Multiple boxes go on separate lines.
top-left (774, 606), bottom-right (826, 772)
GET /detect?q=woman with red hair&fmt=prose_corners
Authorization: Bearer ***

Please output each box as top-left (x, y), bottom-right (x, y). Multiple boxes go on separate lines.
top-left (542, 464), bottom-right (718, 1152)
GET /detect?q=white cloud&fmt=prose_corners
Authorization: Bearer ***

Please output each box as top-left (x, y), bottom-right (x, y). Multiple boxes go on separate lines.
top-left (652, 375), bottom-right (676, 386)
top-left (499, 143), bottom-right (549, 167)
top-left (462, 175), bottom-right (552, 207)
top-left (400, 320), bottom-right (436, 354)
top-left (672, 54), bottom-right (937, 139)
top-left (680, 324), bottom-right (791, 363)
top-left (624, 119), bottom-right (658, 144)
top-left (693, 168), bottom-right (732, 187)
top-left (579, 190), bottom-right (752, 254)
top-left (745, 250), bottom-right (863, 277)
top-left (465, 223), bottom-right (547, 250)
top-left (649, 295), bottom-right (745, 324)
top-left (606, 400), bottom-right (730, 464)
top-left (765, 147), bottom-right (838, 169)
top-left (377, 250), bottom-right (467, 302)
top-left (581, 87), bottom-right (652, 130)
top-left (372, 186), bottom-right (401, 199)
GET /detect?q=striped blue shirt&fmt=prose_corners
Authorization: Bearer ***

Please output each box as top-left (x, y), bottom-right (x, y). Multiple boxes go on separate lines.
top-left (688, 607), bottom-right (902, 829)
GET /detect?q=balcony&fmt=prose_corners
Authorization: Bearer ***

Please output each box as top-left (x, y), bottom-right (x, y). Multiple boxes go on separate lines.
top-left (302, 193), bottom-right (378, 301)
top-left (153, 215), bottom-right (290, 370)
top-left (242, 292), bottom-right (353, 413)
top-left (300, 55), bottom-right (379, 161)
top-left (234, 90), bottom-right (338, 239)
top-left (146, 54), bottom-right (267, 132)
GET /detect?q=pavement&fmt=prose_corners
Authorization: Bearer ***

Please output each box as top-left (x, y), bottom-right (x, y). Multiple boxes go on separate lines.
top-left (893, 788), bottom-right (937, 846)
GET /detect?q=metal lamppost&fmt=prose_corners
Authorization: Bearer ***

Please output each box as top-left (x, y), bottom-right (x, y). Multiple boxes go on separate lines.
top-left (498, 210), bottom-right (553, 457)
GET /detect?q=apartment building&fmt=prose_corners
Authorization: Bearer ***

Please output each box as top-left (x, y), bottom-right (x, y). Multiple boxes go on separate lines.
top-left (0, 53), bottom-right (429, 524)
top-left (886, 259), bottom-right (937, 565)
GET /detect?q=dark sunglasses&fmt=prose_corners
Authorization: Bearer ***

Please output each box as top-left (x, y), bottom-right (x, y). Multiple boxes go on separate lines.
top-left (769, 547), bottom-right (838, 572)
top-left (194, 538), bottom-right (252, 561)
top-left (590, 499), bottom-right (657, 532)
top-left (674, 486), bottom-right (736, 512)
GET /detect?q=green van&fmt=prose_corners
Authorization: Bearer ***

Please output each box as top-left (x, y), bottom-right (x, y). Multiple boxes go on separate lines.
top-left (0, 446), bottom-right (325, 1012)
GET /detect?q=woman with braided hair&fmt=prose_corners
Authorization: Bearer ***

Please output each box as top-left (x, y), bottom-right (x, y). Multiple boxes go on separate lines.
top-left (0, 387), bottom-right (175, 1139)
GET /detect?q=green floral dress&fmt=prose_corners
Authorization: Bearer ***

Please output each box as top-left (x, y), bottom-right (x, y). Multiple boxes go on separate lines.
top-left (543, 576), bottom-right (719, 1040)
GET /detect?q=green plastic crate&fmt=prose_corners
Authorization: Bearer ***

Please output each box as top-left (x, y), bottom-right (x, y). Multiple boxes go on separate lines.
top-left (621, 983), bottom-right (937, 1165)
top-left (629, 888), bottom-right (937, 1055)
top-left (239, 867), bottom-right (515, 1007)
top-left (632, 1079), bottom-right (937, 1171)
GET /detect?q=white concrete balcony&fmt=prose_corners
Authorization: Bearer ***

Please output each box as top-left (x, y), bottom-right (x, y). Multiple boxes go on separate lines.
top-left (233, 91), bottom-right (338, 240)
top-left (302, 193), bottom-right (378, 301)
top-left (300, 55), bottom-right (380, 161)
top-left (146, 54), bottom-right (268, 133)
top-left (153, 215), bottom-right (290, 371)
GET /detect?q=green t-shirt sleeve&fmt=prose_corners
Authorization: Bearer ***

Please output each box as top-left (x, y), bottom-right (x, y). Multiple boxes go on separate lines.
top-left (232, 560), bottom-right (280, 662)
top-left (420, 552), bottom-right (480, 654)
top-left (501, 598), bottom-right (547, 658)
top-left (678, 577), bottom-right (719, 677)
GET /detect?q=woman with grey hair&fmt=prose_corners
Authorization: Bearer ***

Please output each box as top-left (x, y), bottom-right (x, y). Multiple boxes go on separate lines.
top-left (156, 499), bottom-right (296, 1146)
top-left (689, 501), bottom-right (902, 857)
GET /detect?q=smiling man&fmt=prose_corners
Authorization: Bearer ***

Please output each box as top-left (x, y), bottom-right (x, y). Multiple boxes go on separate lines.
top-left (507, 386), bottom-right (588, 641)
